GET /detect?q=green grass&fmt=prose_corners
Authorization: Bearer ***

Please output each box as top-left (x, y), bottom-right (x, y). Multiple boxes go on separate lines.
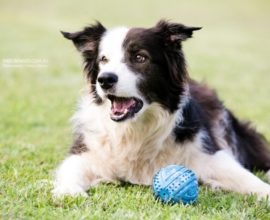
top-left (1, 0), bottom-right (270, 219)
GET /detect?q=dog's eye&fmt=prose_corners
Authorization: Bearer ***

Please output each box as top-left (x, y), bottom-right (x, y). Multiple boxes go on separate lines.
top-left (99, 55), bottom-right (108, 64)
top-left (135, 54), bottom-right (147, 63)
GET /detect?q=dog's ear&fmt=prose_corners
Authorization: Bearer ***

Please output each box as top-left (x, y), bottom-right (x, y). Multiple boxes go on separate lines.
top-left (61, 22), bottom-right (106, 53)
top-left (156, 20), bottom-right (201, 44)
top-left (61, 22), bottom-right (106, 95)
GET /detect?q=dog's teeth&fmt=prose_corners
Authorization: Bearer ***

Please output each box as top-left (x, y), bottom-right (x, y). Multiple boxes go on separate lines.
top-left (124, 109), bottom-right (128, 114)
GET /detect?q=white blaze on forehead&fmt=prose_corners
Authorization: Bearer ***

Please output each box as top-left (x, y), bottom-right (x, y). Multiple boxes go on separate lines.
top-left (97, 27), bottom-right (137, 92)
top-left (96, 27), bottom-right (146, 112)
top-left (99, 27), bottom-right (129, 61)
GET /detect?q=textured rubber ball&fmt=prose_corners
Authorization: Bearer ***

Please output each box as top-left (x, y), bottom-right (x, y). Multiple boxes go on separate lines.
top-left (152, 165), bottom-right (199, 204)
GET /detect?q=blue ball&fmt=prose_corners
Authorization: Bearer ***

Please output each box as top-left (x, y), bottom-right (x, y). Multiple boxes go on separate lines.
top-left (152, 165), bottom-right (199, 204)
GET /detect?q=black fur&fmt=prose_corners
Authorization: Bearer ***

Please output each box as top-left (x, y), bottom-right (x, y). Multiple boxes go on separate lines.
top-left (70, 134), bottom-right (88, 154)
top-left (174, 99), bottom-right (202, 142)
top-left (228, 111), bottom-right (270, 171)
top-left (173, 98), bottom-right (219, 154)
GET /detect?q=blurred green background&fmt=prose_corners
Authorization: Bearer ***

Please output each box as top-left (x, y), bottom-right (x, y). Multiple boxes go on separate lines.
top-left (1, 0), bottom-right (269, 131)
top-left (1, 0), bottom-right (270, 219)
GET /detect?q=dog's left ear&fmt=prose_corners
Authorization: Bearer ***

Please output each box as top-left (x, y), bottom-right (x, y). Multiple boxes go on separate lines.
top-left (156, 20), bottom-right (201, 44)
top-left (60, 22), bottom-right (106, 89)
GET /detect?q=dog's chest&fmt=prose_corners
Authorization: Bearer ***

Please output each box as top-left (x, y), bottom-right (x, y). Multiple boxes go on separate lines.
top-left (89, 133), bottom-right (179, 185)
top-left (74, 98), bottom-right (187, 184)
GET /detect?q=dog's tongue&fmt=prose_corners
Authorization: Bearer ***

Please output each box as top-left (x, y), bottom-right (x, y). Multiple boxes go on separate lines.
top-left (111, 98), bottom-right (136, 115)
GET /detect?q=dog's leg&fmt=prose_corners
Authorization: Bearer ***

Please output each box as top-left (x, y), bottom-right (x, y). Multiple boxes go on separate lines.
top-left (195, 150), bottom-right (270, 200)
top-left (52, 154), bottom-right (97, 197)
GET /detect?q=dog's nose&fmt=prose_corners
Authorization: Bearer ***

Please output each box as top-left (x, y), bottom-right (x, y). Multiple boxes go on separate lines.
top-left (97, 72), bottom-right (118, 90)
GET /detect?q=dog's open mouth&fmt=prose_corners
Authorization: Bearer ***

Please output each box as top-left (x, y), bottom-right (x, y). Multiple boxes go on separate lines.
top-left (107, 95), bottom-right (143, 121)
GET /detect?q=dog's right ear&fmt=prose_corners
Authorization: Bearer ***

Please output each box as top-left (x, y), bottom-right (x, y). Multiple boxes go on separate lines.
top-left (61, 22), bottom-right (106, 54)
top-left (61, 22), bottom-right (106, 94)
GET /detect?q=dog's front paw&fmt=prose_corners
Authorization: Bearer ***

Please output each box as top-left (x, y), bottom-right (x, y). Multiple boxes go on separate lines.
top-left (52, 184), bottom-right (88, 198)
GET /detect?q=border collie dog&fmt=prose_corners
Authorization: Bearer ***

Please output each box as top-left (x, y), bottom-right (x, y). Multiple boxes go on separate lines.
top-left (53, 20), bottom-right (270, 200)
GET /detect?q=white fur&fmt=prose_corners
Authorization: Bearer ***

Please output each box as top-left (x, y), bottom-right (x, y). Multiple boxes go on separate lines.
top-left (190, 149), bottom-right (270, 197)
top-left (53, 154), bottom-right (91, 197)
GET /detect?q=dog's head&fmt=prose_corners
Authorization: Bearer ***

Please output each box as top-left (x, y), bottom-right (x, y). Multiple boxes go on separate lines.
top-left (62, 20), bottom-right (200, 122)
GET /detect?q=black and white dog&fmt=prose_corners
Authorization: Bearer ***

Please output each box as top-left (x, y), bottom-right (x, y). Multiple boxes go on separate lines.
top-left (53, 20), bottom-right (270, 200)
